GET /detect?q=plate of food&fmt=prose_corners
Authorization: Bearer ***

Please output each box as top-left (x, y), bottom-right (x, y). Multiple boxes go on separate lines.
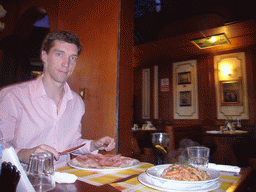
top-left (145, 163), bottom-right (220, 189)
top-left (138, 173), bottom-right (221, 192)
top-left (68, 154), bottom-right (140, 172)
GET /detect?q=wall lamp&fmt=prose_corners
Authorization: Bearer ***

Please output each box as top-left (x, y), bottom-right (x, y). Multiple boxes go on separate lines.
top-left (191, 33), bottom-right (230, 49)
top-left (220, 65), bottom-right (232, 76)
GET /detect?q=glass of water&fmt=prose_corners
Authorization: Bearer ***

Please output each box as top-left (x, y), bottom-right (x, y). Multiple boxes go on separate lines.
top-left (187, 146), bottom-right (210, 168)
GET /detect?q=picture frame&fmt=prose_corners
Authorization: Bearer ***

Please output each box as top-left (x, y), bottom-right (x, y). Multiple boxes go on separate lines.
top-left (220, 80), bottom-right (243, 106)
top-left (179, 91), bottom-right (192, 107)
top-left (178, 72), bottom-right (191, 84)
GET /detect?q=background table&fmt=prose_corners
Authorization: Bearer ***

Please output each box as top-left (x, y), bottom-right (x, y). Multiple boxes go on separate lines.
top-left (203, 130), bottom-right (248, 165)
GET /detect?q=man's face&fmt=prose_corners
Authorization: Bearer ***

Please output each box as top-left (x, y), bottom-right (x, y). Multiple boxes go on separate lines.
top-left (41, 40), bottom-right (78, 84)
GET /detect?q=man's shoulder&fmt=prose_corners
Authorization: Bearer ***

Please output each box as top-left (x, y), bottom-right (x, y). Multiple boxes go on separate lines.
top-left (68, 89), bottom-right (85, 113)
top-left (70, 89), bottom-right (83, 103)
top-left (0, 80), bottom-right (35, 96)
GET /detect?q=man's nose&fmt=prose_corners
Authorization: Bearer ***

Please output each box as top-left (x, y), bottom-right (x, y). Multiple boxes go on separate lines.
top-left (62, 57), bottom-right (70, 68)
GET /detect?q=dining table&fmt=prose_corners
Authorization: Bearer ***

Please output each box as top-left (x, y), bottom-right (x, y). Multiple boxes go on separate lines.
top-left (50, 161), bottom-right (253, 192)
top-left (204, 130), bottom-right (248, 166)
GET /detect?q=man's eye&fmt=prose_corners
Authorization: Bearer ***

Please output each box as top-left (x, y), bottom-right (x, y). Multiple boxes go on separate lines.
top-left (70, 56), bottom-right (77, 61)
top-left (56, 52), bottom-right (62, 56)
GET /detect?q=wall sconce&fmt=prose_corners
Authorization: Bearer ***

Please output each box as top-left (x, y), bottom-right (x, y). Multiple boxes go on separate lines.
top-left (220, 65), bottom-right (232, 76)
top-left (191, 33), bottom-right (230, 49)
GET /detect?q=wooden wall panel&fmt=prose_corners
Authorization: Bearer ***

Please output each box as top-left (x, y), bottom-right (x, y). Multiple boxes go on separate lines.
top-left (56, 0), bottom-right (119, 150)
top-left (117, 0), bottom-right (134, 156)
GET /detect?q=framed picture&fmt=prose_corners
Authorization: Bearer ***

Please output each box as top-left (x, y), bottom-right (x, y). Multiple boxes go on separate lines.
top-left (220, 80), bottom-right (243, 106)
top-left (178, 72), bottom-right (191, 84)
top-left (179, 91), bottom-right (192, 107)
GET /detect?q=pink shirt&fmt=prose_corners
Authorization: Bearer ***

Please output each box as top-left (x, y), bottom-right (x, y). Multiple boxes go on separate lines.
top-left (0, 75), bottom-right (96, 168)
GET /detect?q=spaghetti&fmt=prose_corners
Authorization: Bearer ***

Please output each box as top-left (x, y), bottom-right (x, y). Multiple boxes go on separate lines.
top-left (161, 164), bottom-right (210, 181)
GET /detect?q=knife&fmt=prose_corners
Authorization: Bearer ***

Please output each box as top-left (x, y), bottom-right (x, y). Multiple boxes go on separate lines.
top-left (59, 143), bottom-right (86, 155)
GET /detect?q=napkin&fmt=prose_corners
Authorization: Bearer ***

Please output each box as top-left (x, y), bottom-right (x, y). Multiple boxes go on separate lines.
top-left (208, 163), bottom-right (241, 173)
top-left (53, 172), bottom-right (78, 183)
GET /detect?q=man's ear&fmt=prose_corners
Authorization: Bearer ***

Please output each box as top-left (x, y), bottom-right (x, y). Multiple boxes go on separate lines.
top-left (41, 50), bottom-right (47, 63)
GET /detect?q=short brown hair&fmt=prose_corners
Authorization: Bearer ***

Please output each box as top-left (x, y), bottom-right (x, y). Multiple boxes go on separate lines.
top-left (41, 30), bottom-right (82, 55)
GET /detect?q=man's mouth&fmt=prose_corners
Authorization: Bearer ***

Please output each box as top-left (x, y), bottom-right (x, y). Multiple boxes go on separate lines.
top-left (58, 70), bottom-right (69, 74)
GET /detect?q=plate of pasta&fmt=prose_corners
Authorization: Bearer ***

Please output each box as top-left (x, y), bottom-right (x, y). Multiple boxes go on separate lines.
top-left (138, 173), bottom-right (221, 192)
top-left (145, 164), bottom-right (220, 189)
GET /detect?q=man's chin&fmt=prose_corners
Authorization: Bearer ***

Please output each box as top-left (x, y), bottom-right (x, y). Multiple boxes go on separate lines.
top-left (53, 77), bottom-right (69, 84)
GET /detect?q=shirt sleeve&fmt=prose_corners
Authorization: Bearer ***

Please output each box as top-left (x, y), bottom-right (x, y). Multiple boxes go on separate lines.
top-left (0, 89), bottom-right (20, 149)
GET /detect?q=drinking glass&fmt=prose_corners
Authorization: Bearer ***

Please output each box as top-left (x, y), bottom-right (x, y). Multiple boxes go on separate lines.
top-left (187, 146), bottom-right (210, 168)
top-left (27, 152), bottom-right (55, 192)
top-left (151, 133), bottom-right (170, 165)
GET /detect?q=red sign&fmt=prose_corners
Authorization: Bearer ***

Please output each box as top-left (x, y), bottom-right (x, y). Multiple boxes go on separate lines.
top-left (161, 78), bottom-right (169, 92)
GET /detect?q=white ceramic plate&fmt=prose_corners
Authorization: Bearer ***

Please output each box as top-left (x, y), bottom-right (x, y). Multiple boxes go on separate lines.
top-left (68, 157), bottom-right (140, 173)
top-left (145, 164), bottom-right (220, 189)
top-left (138, 173), bottom-right (221, 192)
top-left (206, 130), bottom-right (221, 134)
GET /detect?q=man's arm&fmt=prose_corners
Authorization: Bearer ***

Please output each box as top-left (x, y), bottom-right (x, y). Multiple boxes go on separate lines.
top-left (17, 144), bottom-right (60, 164)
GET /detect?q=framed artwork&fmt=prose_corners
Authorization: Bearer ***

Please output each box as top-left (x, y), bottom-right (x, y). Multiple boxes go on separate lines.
top-left (220, 80), bottom-right (243, 106)
top-left (178, 72), bottom-right (191, 84)
top-left (179, 91), bottom-right (192, 107)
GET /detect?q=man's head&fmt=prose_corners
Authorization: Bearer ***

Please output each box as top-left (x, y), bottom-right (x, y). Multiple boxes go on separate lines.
top-left (41, 31), bottom-right (81, 84)
top-left (41, 30), bottom-right (82, 55)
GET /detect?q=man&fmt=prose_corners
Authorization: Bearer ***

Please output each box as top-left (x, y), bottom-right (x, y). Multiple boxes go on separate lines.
top-left (0, 30), bottom-right (115, 168)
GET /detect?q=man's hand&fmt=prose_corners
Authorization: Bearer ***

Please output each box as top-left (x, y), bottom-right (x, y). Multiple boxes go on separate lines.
top-left (17, 144), bottom-right (59, 164)
top-left (90, 136), bottom-right (115, 152)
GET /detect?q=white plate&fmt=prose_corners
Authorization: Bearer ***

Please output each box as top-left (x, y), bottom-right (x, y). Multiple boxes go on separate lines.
top-left (145, 164), bottom-right (220, 189)
top-left (138, 173), bottom-right (221, 192)
top-left (206, 130), bottom-right (221, 134)
top-left (68, 157), bottom-right (140, 173)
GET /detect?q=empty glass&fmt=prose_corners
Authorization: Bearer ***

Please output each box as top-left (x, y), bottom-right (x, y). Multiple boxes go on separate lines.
top-left (27, 152), bottom-right (55, 192)
top-left (151, 133), bottom-right (170, 165)
top-left (187, 146), bottom-right (210, 168)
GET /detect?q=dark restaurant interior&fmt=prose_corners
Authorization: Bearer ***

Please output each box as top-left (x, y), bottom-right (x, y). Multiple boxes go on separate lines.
top-left (0, 0), bottom-right (256, 190)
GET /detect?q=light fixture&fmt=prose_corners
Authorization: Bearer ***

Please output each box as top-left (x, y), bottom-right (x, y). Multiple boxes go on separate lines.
top-left (220, 65), bottom-right (232, 76)
top-left (191, 33), bottom-right (230, 49)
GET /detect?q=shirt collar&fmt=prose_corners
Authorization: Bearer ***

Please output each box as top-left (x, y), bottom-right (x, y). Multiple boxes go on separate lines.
top-left (31, 74), bottom-right (73, 101)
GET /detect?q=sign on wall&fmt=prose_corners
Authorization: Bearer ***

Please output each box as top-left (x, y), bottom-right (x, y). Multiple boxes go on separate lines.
top-left (160, 78), bottom-right (170, 92)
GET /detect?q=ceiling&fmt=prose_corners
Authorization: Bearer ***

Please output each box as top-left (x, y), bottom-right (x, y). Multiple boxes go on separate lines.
top-left (134, 0), bottom-right (256, 45)
top-left (133, 18), bottom-right (256, 66)
top-left (133, 0), bottom-right (256, 67)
